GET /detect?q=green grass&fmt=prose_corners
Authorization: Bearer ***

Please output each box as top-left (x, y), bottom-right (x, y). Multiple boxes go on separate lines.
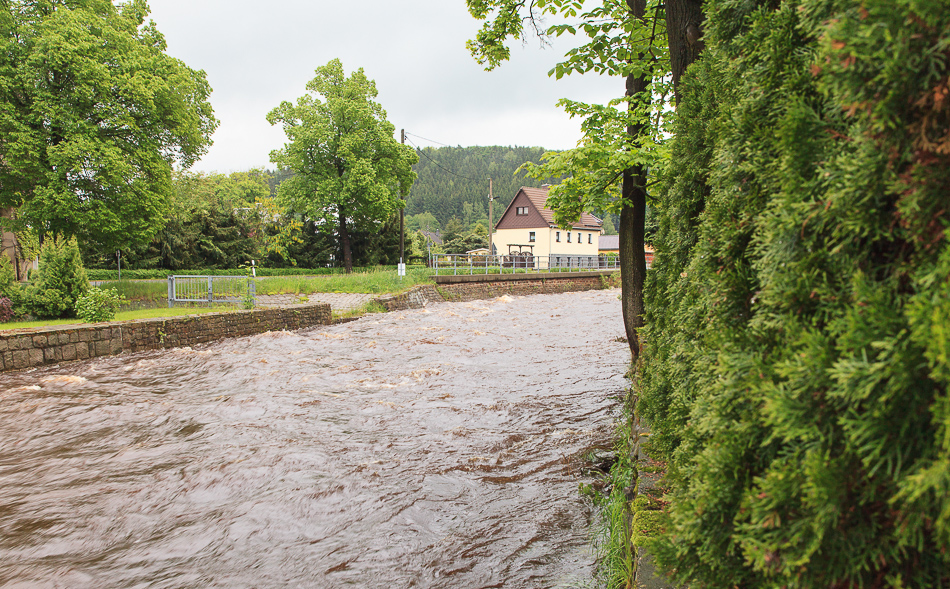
top-left (96, 267), bottom-right (434, 302)
top-left (0, 306), bottom-right (234, 331)
top-left (2, 268), bottom-right (431, 331)
top-left (255, 267), bottom-right (432, 295)
top-left (331, 299), bottom-right (388, 321)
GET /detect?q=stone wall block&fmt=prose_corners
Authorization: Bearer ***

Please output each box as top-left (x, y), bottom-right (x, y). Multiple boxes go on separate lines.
top-left (13, 350), bottom-right (28, 369)
top-left (28, 348), bottom-right (44, 366)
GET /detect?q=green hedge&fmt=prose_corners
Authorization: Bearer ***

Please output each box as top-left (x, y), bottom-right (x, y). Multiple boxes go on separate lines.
top-left (640, 1), bottom-right (950, 587)
top-left (86, 265), bottom-right (428, 281)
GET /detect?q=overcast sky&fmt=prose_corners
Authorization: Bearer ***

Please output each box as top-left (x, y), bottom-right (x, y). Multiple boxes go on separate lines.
top-left (145, 0), bottom-right (620, 173)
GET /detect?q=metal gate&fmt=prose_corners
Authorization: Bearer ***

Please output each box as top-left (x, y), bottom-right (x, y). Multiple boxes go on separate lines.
top-left (167, 275), bottom-right (255, 308)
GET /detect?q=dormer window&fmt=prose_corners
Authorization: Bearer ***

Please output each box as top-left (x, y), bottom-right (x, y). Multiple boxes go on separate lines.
top-left (516, 207), bottom-right (528, 216)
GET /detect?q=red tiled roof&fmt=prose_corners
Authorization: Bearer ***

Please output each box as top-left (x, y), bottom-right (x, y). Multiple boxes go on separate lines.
top-left (516, 186), bottom-right (603, 230)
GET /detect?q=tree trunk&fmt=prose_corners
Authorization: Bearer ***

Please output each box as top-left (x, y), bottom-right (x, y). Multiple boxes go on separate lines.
top-left (665, 0), bottom-right (705, 104)
top-left (620, 0), bottom-right (650, 360)
top-left (339, 212), bottom-right (353, 273)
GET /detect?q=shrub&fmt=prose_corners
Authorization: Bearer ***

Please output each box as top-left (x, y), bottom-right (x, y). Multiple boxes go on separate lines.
top-left (0, 255), bottom-right (24, 315)
top-left (75, 287), bottom-right (124, 322)
top-left (0, 297), bottom-right (13, 322)
top-left (25, 235), bottom-right (88, 319)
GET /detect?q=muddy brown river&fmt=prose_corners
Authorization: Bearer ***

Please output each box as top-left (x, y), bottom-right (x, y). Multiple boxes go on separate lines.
top-left (0, 290), bottom-right (629, 588)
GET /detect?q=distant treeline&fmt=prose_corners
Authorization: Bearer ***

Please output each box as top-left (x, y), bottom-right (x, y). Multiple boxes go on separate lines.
top-left (265, 145), bottom-right (621, 235)
top-left (405, 145), bottom-right (550, 228)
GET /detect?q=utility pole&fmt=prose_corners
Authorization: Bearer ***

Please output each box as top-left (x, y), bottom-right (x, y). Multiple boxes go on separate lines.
top-left (399, 129), bottom-right (406, 277)
top-left (488, 177), bottom-right (493, 258)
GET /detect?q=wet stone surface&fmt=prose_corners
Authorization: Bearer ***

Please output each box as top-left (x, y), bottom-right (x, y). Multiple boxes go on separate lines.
top-left (0, 290), bottom-right (629, 588)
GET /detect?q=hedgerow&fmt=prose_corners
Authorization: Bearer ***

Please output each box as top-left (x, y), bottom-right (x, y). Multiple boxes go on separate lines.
top-left (640, 1), bottom-right (950, 586)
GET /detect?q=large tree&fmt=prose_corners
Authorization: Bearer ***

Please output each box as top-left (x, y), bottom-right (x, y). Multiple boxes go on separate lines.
top-left (468, 0), bottom-right (674, 359)
top-left (267, 59), bottom-right (417, 273)
top-left (0, 0), bottom-right (217, 250)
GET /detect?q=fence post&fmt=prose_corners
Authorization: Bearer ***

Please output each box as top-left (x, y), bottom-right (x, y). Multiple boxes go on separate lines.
top-left (249, 278), bottom-right (256, 308)
top-left (168, 275), bottom-right (174, 308)
top-left (207, 275), bottom-right (213, 303)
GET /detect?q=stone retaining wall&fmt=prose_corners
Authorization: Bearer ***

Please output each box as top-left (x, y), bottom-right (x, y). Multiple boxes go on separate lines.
top-left (373, 285), bottom-right (443, 311)
top-left (431, 271), bottom-right (617, 303)
top-left (0, 303), bottom-right (331, 373)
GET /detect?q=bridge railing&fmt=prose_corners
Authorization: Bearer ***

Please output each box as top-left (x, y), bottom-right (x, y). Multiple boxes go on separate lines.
top-left (167, 275), bottom-right (255, 308)
top-left (429, 254), bottom-right (620, 276)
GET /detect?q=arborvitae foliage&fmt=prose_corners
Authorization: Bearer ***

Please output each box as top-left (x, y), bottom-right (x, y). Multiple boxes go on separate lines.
top-left (405, 145), bottom-right (552, 227)
top-left (640, 1), bottom-right (950, 586)
top-left (27, 236), bottom-right (88, 319)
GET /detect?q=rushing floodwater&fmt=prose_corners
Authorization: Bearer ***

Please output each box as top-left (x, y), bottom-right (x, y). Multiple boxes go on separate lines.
top-left (0, 290), bottom-right (629, 588)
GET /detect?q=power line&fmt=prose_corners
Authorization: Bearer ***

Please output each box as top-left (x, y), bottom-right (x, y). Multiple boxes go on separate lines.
top-left (404, 135), bottom-right (483, 182)
top-left (403, 131), bottom-right (454, 148)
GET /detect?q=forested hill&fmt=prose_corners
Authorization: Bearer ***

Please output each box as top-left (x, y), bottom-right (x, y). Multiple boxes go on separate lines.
top-left (405, 145), bottom-right (553, 228)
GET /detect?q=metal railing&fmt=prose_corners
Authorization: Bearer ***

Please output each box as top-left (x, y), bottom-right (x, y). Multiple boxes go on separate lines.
top-left (429, 254), bottom-right (621, 276)
top-left (167, 275), bottom-right (255, 308)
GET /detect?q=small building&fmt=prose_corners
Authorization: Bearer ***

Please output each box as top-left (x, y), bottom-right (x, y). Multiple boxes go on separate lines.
top-left (598, 234), bottom-right (655, 266)
top-left (492, 187), bottom-right (602, 265)
top-left (420, 230), bottom-right (443, 246)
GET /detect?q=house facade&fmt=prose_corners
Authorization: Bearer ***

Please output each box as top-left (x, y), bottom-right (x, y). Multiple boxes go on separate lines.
top-left (492, 186), bottom-right (602, 264)
top-left (598, 234), bottom-right (655, 266)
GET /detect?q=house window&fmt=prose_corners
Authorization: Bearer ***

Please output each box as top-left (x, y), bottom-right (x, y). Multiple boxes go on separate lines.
top-left (556, 232), bottom-right (560, 242)
top-left (588, 234), bottom-right (592, 244)
top-left (516, 207), bottom-right (528, 215)
top-left (567, 233), bottom-right (572, 243)
top-left (529, 231), bottom-right (536, 242)
top-left (577, 232), bottom-right (581, 243)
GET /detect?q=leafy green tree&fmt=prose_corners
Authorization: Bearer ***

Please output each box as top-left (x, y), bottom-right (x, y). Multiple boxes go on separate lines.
top-left (640, 0), bottom-right (950, 586)
top-left (0, 0), bottom-right (217, 251)
top-left (468, 0), bottom-right (674, 358)
top-left (267, 59), bottom-right (417, 273)
top-left (405, 212), bottom-right (441, 233)
top-left (467, 0), bottom-right (708, 358)
top-left (443, 222), bottom-right (489, 255)
top-left (264, 218), bottom-right (333, 269)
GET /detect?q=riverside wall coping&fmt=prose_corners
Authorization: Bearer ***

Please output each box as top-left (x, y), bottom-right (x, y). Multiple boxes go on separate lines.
top-left (431, 270), bottom-right (616, 284)
top-left (0, 303), bottom-right (331, 373)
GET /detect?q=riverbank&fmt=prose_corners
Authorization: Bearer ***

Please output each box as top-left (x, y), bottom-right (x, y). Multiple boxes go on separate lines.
top-left (0, 272), bottom-right (620, 373)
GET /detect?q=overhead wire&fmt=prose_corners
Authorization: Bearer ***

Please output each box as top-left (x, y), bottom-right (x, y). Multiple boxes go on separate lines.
top-left (403, 131), bottom-right (454, 148)
top-left (403, 134), bottom-right (484, 182)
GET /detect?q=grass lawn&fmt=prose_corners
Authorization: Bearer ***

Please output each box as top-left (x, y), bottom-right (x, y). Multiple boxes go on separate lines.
top-left (0, 306), bottom-right (235, 331)
top-left (96, 267), bottom-right (435, 302)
